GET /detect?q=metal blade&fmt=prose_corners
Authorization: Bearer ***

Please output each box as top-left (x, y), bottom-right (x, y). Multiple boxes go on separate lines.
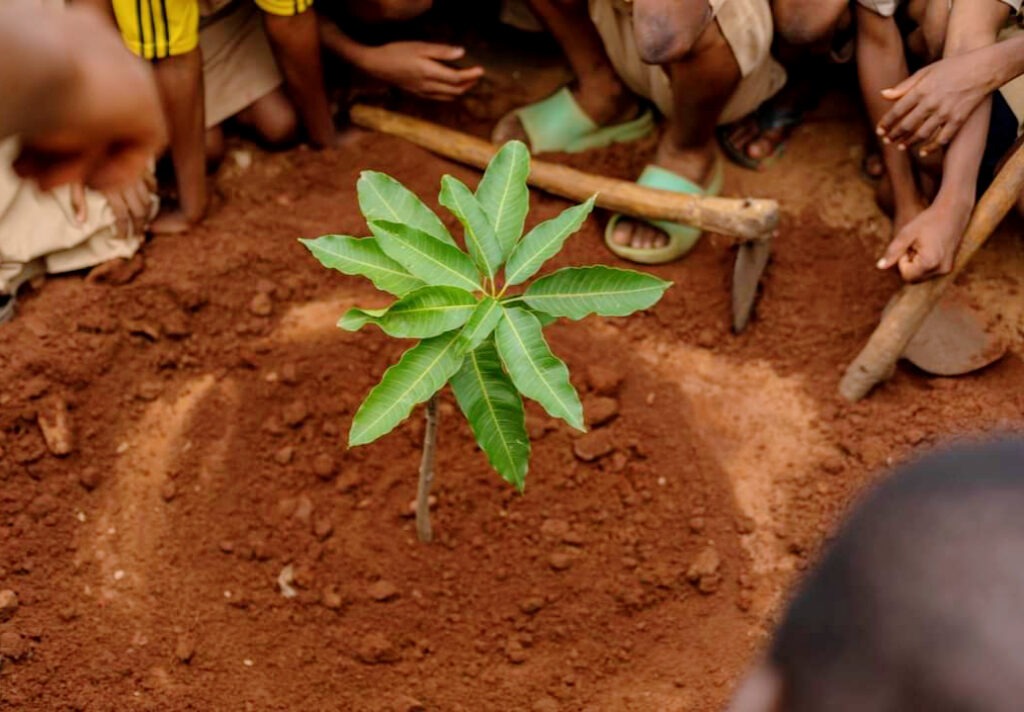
top-left (731, 237), bottom-right (772, 333)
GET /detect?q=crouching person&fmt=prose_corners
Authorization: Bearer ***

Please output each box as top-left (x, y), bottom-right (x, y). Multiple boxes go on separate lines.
top-left (494, 0), bottom-right (785, 265)
top-left (0, 140), bottom-right (155, 324)
top-left (728, 439), bottom-right (1024, 712)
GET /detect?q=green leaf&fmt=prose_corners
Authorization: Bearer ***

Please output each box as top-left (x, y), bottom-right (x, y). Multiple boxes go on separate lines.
top-left (370, 220), bottom-right (482, 293)
top-left (495, 308), bottom-right (583, 430)
top-left (457, 297), bottom-right (504, 353)
top-left (357, 171), bottom-right (455, 246)
top-left (451, 340), bottom-right (530, 490)
top-left (300, 235), bottom-right (425, 296)
top-left (504, 196), bottom-right (596, 286)
top-left (349, 331), bottom-right (464, 446)
top-left (476, 141), bottom-right (531, 259)
top-left (339, 286), bottom-right (477, 338)
top-left (523, 266), bottom-right (671, 320)
top-left (439, 176), bottom-right (503, 281)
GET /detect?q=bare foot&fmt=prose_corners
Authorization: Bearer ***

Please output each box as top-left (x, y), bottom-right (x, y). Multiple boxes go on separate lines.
top-left (492, 72), bottom-right (640, 148)
top-left (149, 207), bottom-right (194, 235)
top-left (610, 137), bottom-right (718, 251)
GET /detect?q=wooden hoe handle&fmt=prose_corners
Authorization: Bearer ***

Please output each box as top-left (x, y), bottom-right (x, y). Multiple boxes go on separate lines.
top-left (350, 104), bottom-right (778, 242)
top-left (839, 141), bottom-right (1024, 402)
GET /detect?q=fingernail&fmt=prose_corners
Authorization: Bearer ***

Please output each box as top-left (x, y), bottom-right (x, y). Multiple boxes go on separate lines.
top-left (897, 144), bottom-right (906, 152)
top-left (877, 259), bottom-right (888, 269)
top-left (882, 137), bottom-right (891, 145)
top-left (876, 127), bottom-right (885, 136)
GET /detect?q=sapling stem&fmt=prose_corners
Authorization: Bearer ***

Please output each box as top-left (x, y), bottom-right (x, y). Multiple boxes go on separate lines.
top-left (416, 395), bottom-right (439, 543)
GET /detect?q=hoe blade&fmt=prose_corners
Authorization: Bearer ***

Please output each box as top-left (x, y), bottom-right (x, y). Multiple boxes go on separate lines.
top-left (732, 236), bottom-right (772, 333)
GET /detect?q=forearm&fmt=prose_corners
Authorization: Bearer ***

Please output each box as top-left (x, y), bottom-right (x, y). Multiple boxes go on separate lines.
top-left (857, 9), bottom-right (918, 206)
top-left (264, 11), bottom-right (335, 147)
top-left (935, 0), bottom-right (1010, 208)
top-left (0, 7), bottom-right (78, 140)
top-left (318, 15), bottom-right (370, 68)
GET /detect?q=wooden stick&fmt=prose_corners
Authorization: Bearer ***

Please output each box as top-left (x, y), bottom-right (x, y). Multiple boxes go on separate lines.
top-left (839, 141), bottom-right (1024, 402)
top-left (350, 104), bottom-right (778, 242)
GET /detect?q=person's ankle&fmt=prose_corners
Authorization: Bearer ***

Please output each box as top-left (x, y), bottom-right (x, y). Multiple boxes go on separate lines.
top-left (574, 71), bottom-right (633, 125)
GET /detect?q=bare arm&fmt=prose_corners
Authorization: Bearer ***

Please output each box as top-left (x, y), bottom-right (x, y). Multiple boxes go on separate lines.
top-left (879, 32), bottom-right (1024, 151)
top-left (264, 10), bottom-right (336, 147)
top-left (857, 6), bottom-right (923, 223)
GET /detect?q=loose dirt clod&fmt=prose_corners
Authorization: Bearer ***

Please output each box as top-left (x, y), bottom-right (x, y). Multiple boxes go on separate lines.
top-left (519, 597), bottom-right (544, 615)
top-left (548, 552), bottom-right (572, 572)
top-left (355, 633), bottom-right (399, 665)
top-left (249, 292), bottom-right (273, 317)
top-left (312, 453), bottom-right (336, 480)
top-left (283, 400), bottom-right (309, 428)
top-left (368, 580), bottom-right (399, 602)
top-left (0, 630), bottom-right (28, 661)
top-left (0, 590), bottom-right (18, 622)
top-left (573, 430), bottom-right (615, 462)
top-left (686, 546), bottom-right (723, 595)
top-left (585, 364), bottom-right (624, 396)
top-left (36, 396), bottom-right (73, 457)
top-left (174, 635), bottom-right (196, 664)
top-left (584, 395), bottom-right (620, 428)
top-left (273, 446), bottom-right (294, 465)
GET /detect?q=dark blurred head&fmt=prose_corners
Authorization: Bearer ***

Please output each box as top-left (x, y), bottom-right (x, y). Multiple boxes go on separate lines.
top-left (729, 439), bottom-right (1024, 712)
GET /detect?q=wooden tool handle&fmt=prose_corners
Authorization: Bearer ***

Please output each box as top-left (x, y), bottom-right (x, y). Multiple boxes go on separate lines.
top-left (839, 141), bottom-right (1024, 402)
top-left (350, 104), bottom-right (778, 241)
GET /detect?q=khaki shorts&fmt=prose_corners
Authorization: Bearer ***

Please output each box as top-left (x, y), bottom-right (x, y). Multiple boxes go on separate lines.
top-left (0, 142), bottom-right (147, 294)
top-left (200, 1), bottom-right (283, 127)
top-left (588, 0), bottom-right (786, 124)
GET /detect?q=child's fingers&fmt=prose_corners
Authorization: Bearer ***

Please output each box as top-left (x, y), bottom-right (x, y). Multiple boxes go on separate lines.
top-left (910, 116), bottom-right (944, 156)
top-left (880, 73), bottom-right (919, 102)
top-left (877, 91), bottom-right (920, 137)
top-left (878, 230), bottom-right (918, 271)
top-left (887, 103), bottom-right (931, 148)
top-left (420, 43), bottom-right (466, 61)
top-left (425, 61), bottom-right (484, 85)
top-left (70, 183), bottom-right (88, 224)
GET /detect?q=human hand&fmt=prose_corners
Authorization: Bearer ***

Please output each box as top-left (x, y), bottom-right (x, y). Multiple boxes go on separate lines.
top-left (71, 174), bottom-right (157, 235)
top-left (876, 54), bottom-right (992, 157)
top-left (14, 4), bottom-right (167, 191)
top-left (363, 42), bottom-right (484, 101)
top-left (877, 204), bottom-right (968, 282)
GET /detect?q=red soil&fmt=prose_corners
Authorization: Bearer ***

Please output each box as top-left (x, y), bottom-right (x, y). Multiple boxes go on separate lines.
top-left (2, 57), bottom-right (1023, 712)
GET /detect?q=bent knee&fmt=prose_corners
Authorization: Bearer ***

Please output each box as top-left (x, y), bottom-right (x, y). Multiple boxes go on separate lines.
top-left (260, 106), bottom-right (299, 147)
top-left (371, 0), bottom-right (433, 22)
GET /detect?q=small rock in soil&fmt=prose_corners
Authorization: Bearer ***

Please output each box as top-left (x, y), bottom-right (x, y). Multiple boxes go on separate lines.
top-left (174, 634), bottom-right (196, 664)
top-left (78, 467), bottom-right (101, 491)
top-left (519, 597), bottom-right (544, 615)
top-left (280, 363), bottom-right (299, 384)
top-left (0, 630), bottom-right (27, 661)
top-left (36, 396), bottom-right (73, 456)
top-left (586, 363), bottom-right (623, 396)
top-left (293, 495), bottom-right (313, 525)
top-left (505, 639), bottom-right (527, 664)
top-left (583, 395), bottom-right (620, 428)
top-left (273, 446), bottom-right (294, 465)
top-left (368, 580), bottom-right (399, 602)
top-left (283, 400), bottom-right (309, 428)
top-left (135, 381), bottom-right (163, 401)
top-left (0, 590), bottom-right (18, 621)
top-left (321, 587), bottom-right (344, 610)
top-left (248, 292), bottom-right (273, 317)
top-left (688, 516), bottom-right (705, 534)
top-left (313, 515), bottom-right (334, 541)
top-left (160, 480), bottom-right (177, 502)
top-left (277, 564), bottom-right (298, 599)
top-left (312, 453), bottom-right (336, 480)
top-left (355, 633), bottom-right (399, 664)
top-left (540, 518), bottom-right (570, 540)
top-left (573, 430), bottom-right (614, 462)
top-left (548, 552), bottom-right (572, 572)
top-left (686, 546), bottom-right (722, 595)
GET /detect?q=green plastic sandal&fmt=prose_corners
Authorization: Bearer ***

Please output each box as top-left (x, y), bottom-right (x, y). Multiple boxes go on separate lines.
top-left (493, 87), bottom-right (655, 154)
top-left (604, 159), bottom-right (725, 265)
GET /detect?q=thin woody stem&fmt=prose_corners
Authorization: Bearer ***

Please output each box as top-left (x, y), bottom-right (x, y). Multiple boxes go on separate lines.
top-left (415, 394), bottom-right (439, 543)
